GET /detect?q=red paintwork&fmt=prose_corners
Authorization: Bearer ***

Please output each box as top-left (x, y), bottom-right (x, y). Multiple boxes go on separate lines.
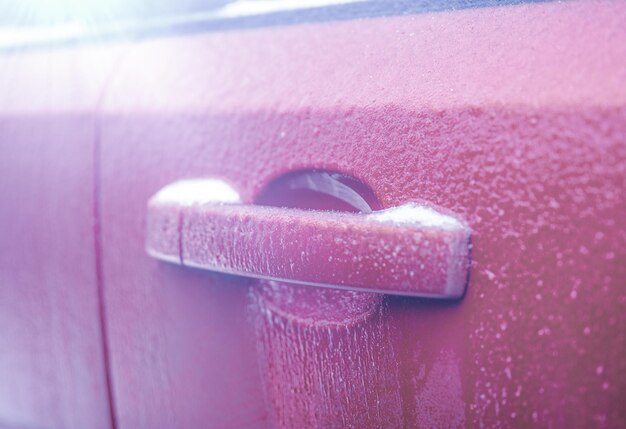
top-left (0, 0), bottom-right (625, 428)
top-left (98, 1), bottom-right (626, 427)
top-left (250, 280), bottom-right (401, 428)
top-left (0, 47), bottom-right (121, 428)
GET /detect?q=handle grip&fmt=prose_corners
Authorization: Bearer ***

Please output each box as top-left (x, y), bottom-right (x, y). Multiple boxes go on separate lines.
top-left (146, 179), bottom-right (471, 298)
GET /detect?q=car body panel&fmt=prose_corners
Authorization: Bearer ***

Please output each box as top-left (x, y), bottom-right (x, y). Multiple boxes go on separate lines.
top-left (0, 0), bottom-right (624, 428)
top-left (97, 1), bottom-right (626, 428)
top-left (0, 46), bottom-right (123, 429)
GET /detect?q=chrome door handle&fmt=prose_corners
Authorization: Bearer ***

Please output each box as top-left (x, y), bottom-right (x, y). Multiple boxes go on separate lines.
top-left (146, 179), bottom-right (471, 298)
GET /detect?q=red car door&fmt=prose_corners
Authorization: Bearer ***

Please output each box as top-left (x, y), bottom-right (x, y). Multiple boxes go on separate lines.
top-left (0, 46), bottom-right (122, 428)
top-left (97, 1), bottom-right (625, 428)
top-left (1, 1), bottom-right (624, 428)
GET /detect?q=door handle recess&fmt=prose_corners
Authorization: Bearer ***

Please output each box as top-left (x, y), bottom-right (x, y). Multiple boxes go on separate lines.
top-left (146, 179), bottom-right (471, 298)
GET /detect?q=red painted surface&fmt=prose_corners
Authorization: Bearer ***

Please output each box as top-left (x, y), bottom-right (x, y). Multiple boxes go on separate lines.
top-left (0, 0), bottom-right (624, 428)
top-left (250, 280), bottom-right (400, 428)
top-left (98, 1), bottom-right (626, 427)
top-left (0, 47), bottom-right (122, 428)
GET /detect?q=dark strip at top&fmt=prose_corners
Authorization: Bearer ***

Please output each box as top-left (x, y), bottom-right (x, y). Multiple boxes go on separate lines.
top-left (0, 0), bottom-right (552, 52)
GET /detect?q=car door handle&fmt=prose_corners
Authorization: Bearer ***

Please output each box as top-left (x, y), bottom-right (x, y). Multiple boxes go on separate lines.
top-left (145, 179), bottom-right (471, 298)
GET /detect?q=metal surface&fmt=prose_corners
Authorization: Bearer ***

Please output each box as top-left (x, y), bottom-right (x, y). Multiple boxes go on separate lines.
top-left (0, 46), bottom-right (121, 429)
top-left (97, 1), bottom-right (626, 426)
top-left (0, 0), bottom-right (624, 428)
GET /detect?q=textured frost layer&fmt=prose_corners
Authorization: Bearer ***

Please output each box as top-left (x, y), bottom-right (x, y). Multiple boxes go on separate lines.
top-left (370, 203), bottom-right (464, 231)
top-left (250, 280), bottom-right (403, 428)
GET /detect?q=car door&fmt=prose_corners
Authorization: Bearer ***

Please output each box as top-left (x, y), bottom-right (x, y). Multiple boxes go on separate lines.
top-left (0, 44), bottom-right (122, 428)
top-left (97, 1), bottom-right (626, 428)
